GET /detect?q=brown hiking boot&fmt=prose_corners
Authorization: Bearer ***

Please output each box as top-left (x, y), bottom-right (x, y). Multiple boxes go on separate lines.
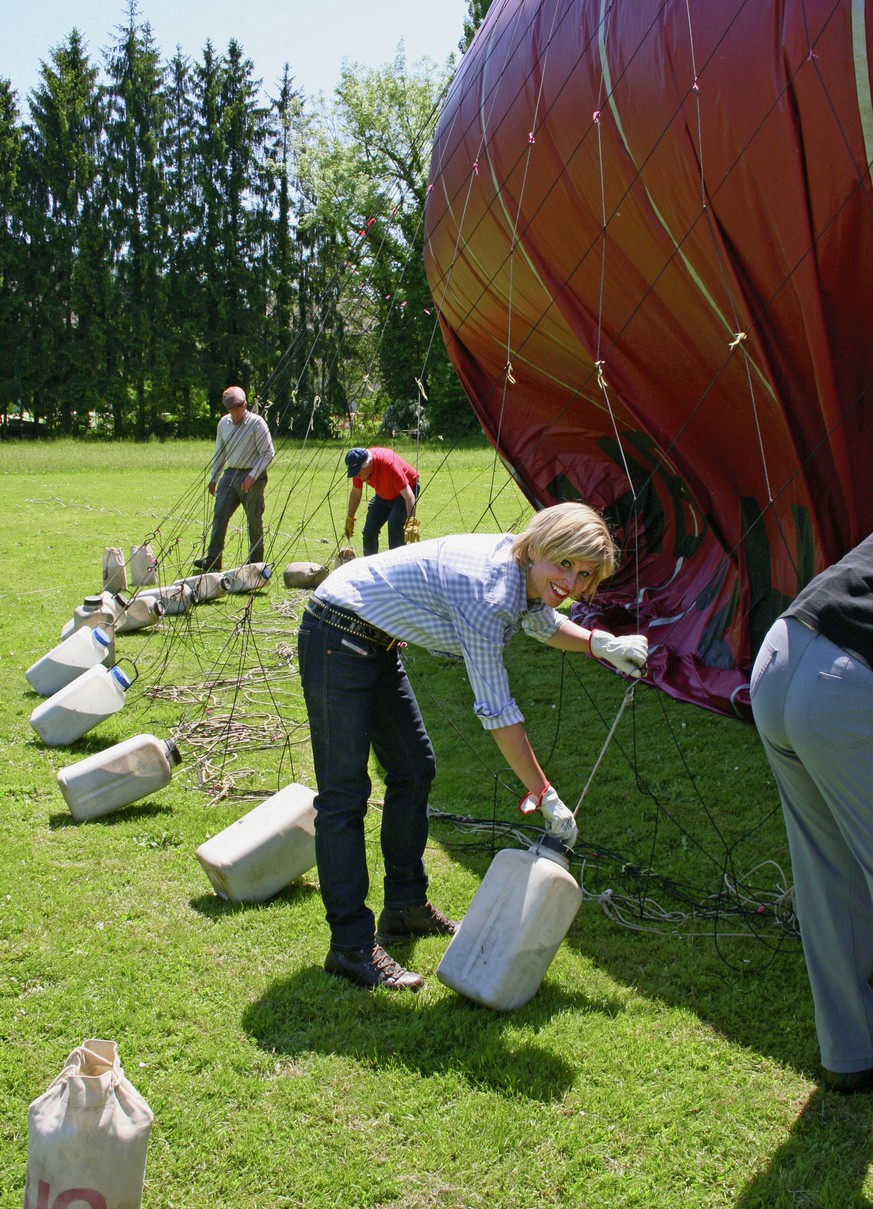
top-left (375, 901), bottom-right (458, 945)
top-left (324, 944), bottom-right (424, 991)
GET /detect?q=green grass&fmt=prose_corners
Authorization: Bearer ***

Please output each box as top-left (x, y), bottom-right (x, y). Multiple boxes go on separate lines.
top-left (2, 438), bottom-right (871, 1208)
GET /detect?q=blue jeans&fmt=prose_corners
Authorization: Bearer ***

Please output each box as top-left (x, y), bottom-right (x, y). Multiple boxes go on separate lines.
top-left (297, 608), bottom-right (436, 950)
top-left (362, 481), bottom-right (420, 556)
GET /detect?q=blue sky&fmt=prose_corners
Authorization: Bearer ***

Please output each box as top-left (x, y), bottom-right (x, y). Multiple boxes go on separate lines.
top-left (1, 0), bottom-right (469, 105)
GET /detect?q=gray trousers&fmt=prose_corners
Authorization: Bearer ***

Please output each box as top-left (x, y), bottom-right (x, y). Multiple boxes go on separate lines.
top-left (751, 617), bottom-right (873, 1072)
top-left (206, 468), bottom-right (267, 568)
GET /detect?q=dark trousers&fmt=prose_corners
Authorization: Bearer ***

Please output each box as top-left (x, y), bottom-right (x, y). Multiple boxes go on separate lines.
top-left (206, 468), bottom-right (267, 568)
top-left (362, 481), bottom-right (420, 556)
top-left (298, 609), bottom-right (436, 950)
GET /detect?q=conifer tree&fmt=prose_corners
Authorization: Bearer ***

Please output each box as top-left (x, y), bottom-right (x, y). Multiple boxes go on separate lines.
top-left (162, 48), bottom-right (203, 435)
top-left (24, 30), bottom-right (103, 433)
top-left (0, 79), bottom-right (25, 430)
top-left (103, 2), bottom-right (168, 438)
top-left (192, 39), bottom-right (275, 414)
top-left (260, 64), bottom-right (307, 435)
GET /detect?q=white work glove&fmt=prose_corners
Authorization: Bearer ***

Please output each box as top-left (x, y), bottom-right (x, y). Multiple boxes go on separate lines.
top-left (590, 630), bottom-right (648, 678)
top-left (518, 784), bottom-right (578, 849)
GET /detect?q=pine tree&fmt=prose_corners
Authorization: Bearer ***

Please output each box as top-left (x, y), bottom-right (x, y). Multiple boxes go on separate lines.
top-left (461, 0), bottom-right (494, 51)
top-left (192, 39), bottom-right (276, 416)
top-left (162, 49), bottom-right (204, 435)
top-left (103, 2), bottom-right (168, 438)
top-left (260, 64), bottom-right (307, 435)
top-left (23, 30), bottom-right (103, 433)
top-left (0, 79), bottom-right (25, 431)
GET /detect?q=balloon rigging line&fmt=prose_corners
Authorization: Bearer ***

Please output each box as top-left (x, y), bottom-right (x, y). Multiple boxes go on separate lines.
top-left (571, 681), bottom-right (634, 818)
top-left (405, 637), bottom-right (793, 948)
top-left (589, 1), bottom-right (645, 632)
top-left (427, 807), bottom-right (797, 947)
top-left (428, 0), bottom-right (865, 616)
top-left (115, 28), bottom-right (531, 578)
top-left (427, 0), bottom-right (841, 485)
top-left (84, 4), bottom-right (818, 947)
top-left (553, 650), bottom-right (791, 948)
top-left (425, 0), bottom-right (535, 512)
top-left (561, 648), bottom-right (777, 874)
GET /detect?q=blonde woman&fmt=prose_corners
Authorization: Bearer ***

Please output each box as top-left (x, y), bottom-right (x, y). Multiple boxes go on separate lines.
top-left (297, 502), bottom-right (648, 990)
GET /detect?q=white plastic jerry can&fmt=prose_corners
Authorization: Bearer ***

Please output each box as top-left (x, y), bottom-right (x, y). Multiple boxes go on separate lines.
top-left (137, 582), bottom-right (193, 615)
top-left (102, 546), bottom-right (127, 593)
top-left (62, 591), bottom-right (124, 630)
top-left (436, 835), bottom-right (584, 1010)
top-left (29, 663), bottom-right (132, 748)
top-left (220, 563), bottom-right (272, 594)
top-left (57, 735), bottom-right (182, 821)
top-left (175, 571), bottom-right (227, 604)
top-left (129, 543), bottom-right (158, 587)
top-left (195, 782), bottom-right (316, 902)
top-left (60, 594), bottom-right (120, 666)
top-left (113, 593), bottom-right (165, 634)
top-left (25, 626), bottom-right (113, 698)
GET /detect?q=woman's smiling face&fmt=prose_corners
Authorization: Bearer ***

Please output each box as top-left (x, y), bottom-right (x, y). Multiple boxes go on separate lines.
top-left (526, 555), bottom-right (598, 607)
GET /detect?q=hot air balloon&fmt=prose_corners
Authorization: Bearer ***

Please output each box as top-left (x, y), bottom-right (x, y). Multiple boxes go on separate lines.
top-left (424, 0), bottom-right (873, 716)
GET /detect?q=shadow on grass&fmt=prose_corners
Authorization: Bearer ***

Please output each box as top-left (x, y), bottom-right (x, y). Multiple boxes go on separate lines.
top-left (425, 823), bottom-right (873, 1198)
top-left (24, 725), bottom-right (138, 752)
top-left (47, 801), bottom-right (172, 828)
top-left (241, 966), bottom-right (604, 1101)
top-left (558, 904), bottom-right (820, 1078)
top-left (734, 1087), bottom-right (873, 1208)
top-left (429, 817), bottom-right (820, 1077)
top-left (188, 881), bottom-right (320, 919)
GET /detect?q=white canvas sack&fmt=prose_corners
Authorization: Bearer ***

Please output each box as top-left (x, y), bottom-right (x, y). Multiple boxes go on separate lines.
top-left (102, 548), bottom-right (127, 594)
top-left (24, 1038), bottom-right (153, 1209)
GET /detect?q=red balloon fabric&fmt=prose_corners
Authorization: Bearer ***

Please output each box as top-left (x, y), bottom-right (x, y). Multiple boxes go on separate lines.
top-left (424, 0), bottom-right (873, 717)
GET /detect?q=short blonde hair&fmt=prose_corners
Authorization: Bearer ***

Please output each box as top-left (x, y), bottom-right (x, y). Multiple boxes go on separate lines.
top-left (510, 502), bottom-right (617, 597)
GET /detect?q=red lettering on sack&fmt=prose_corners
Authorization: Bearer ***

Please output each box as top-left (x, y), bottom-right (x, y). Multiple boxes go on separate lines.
top-left (23, 1174), bottom-right (51, 1209)
top-left (23, 1182), bottom-right (107, 1209)
top-left (52, 1192), bottom-right (108, 1209)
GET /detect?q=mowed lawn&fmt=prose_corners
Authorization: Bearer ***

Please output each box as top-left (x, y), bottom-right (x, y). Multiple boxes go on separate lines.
top-left (2, 438), bottom-right (871, 1209)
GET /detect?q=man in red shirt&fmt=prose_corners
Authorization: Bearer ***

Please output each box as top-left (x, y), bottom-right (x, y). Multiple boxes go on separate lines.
top-left (343, 447), bottom-right (419, 556)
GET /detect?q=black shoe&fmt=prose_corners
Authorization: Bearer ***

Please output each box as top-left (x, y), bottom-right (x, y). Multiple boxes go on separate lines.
top-left (192, 557), bottom-right (221, 573)
top-left (822, 1066), bottom-right (873, 1094)
top-left (324, 944), bottom-right (424, 991)
top-left (375, 901), bottom-right (458, 945)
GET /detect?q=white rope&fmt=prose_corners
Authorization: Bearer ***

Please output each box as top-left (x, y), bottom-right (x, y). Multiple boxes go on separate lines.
top-left (572, 681), bottom-right (635, 818)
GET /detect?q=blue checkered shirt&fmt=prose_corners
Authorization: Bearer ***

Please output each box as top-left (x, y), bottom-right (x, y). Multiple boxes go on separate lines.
top-left (316, 533), bottom-right (562, 730)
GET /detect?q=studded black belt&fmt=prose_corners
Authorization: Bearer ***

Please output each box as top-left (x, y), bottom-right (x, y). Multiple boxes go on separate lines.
top-left (305, 597), bottom-right (398, 649)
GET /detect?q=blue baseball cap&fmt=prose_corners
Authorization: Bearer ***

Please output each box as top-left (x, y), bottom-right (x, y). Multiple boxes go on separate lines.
top-left (345, 448), bottom-right (370, 477)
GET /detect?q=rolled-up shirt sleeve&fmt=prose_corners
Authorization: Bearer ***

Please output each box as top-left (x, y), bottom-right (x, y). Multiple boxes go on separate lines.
top-left (454, 609), bottom-right (525, 730)
top-left (461, 608), bottom-right (562, 729)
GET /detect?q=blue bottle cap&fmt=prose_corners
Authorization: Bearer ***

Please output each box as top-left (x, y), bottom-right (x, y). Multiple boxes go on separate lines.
top-left (93, 627), bottom-right (111, 648)
top-left (110, 666), bottom-right (131, 690)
